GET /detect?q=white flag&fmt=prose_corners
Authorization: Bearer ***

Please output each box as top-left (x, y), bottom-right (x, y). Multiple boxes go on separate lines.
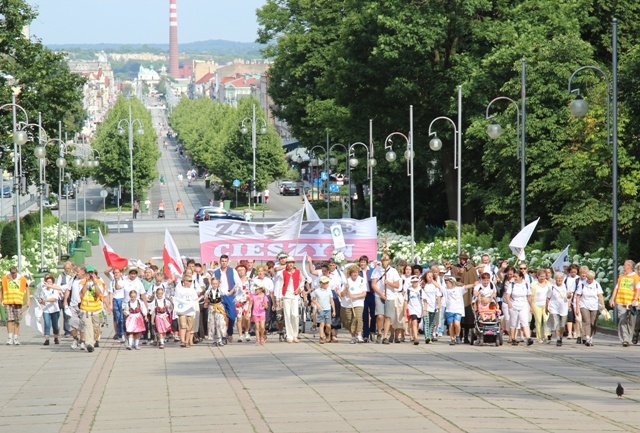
top-left (163, 229), bottom-right (185, 278)
top-left (172, 297), bottom-right (197, 316)
top-left (551, 245), bottom-right (570, 273)
top-left (509, 218), bottom-right (540, 261)
top-left (264, 207), bottom-right (304, 240)
top-left (303, 195), bottom-right (320, 221)
top-left (25, 295), bottom-right (44, 335)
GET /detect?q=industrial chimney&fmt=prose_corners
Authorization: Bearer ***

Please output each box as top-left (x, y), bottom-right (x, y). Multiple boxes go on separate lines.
top-left (169, 0), bottom-right (179, 77)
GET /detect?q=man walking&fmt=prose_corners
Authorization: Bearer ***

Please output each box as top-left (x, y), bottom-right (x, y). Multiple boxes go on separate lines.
top-left (371, 254), bottom-right (400, 344)
top-left (56, 261), bottom-right (75, 337)
top-left (1, 267), bottom-right (30, 345)
top-left (79, 266), bottom-right (105, 352)
top-left (213, 255), bottom-right (240, 343)
top-left (610, 259), bottom-right (640, 347)
top-left (276, 256), bottom-right (304, 343)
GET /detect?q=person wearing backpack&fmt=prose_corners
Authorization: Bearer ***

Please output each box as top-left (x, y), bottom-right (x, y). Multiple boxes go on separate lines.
top-left (505, 270), bottom-right (534, 346)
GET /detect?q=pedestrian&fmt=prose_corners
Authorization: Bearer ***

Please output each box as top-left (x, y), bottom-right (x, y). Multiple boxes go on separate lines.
top-left (159, 174), bottom-right (165, 186)
top-left (546, 272), bottom-right (569, 346)
top-left (1, 267), bottom-right (30, 345)
top-left (205, 278), bottom-right (227, 347)
top-left (150, 287), bottom-right (172, 349)
top-left (178, 173), bottom-right (184, 186)
top-left (404, 276), bottom-right (426, 345)
top-left (56, 261), bottom-right (75, 337)
top-left (505, 270), bottom-right (535, 346)
top-left (275, 256), bottom-right (304, 343)
top-left (340, 265), bottom-right (367, 344)
top-left (123, 290), bottom-right (147, 350)
top-left (39, 274), bottom-right (63, 346)
top-left (175, 199), bottom-right (183, 218)
top-left (575, 270), bottom-right (605, 347)
top-left (144, 198), bottom-right (151, 216)
top-left (174, 273), bottom-right (199, 348)
top-left (250, 285), bottom-right (269, 345)
top-left (371, 254), bottom-right (401, 344)
top-left (609, 260), bottom-right (640, 347)
top-left (213, 255), bottom-right (241, 343)
top-left (106, 268), bottom-right (126, 342)
top-left (442, 277), bottom-right (475, 345)
top-left (65, 265), bottom-right (88, 350)
top-left (158, 200), bottom-right (166, 218)
top-left (209, 198), bottom-right (214, 206)
top-left (421, 270), bottom-right (442, 343)
top-left (264, 189), bottom-right (270, 204)
top-left (311, 275), bottom-right (335, 344)
top-left (132, 200), bottom-right (140, 219)
top-left (79, 266), bottom-right (106, 352)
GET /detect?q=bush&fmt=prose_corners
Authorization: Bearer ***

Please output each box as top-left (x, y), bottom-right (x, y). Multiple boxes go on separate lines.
top-left (1, 221), bottom-right (18, 258)
top-left (492, 220), bottom-right (506, 244)
top-left (476, 220), bottom-right (491, 235)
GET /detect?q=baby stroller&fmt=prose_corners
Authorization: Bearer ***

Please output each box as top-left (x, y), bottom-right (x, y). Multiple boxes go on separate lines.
top-left (158, 209), bottom-right (165, 218)
top-left (471, 299), bottom-right (503, 346)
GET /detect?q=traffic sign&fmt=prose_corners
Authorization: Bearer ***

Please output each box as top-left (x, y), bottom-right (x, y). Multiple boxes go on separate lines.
top-left (313, 178), bottom-right (323, 186)
top-left (320, 171), bottom-right (328, 181)
top-left (100, 189), bottom-right (108, 198)
top-left (232, 179), bottom-right (241, 187)
top-left (329, 184), bottom-right (339, 193)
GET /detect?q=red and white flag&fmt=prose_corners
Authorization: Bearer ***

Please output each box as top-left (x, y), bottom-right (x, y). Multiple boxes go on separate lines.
top-left (98, 229), bottom-right (129, 270)
top-left (163, 228), bottom-right (184, 278)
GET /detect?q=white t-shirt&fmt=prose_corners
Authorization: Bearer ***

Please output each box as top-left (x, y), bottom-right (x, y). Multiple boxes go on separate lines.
top-left (422, 283), bottom-right (442, 313)
top-left (474, 282), bottom-right (496, 299)
top-left (506, 281), bottom-right (531, 311)
top-left (39, 287), bottom-right (61, 314)
top-left (122, 277), bottom-right (145, 301)
top-left (443, 286), bottom-right (466, 315)
top-left (546, 284), bottom-right (568, 316)
top-left (371, 266), bottom-right (400, 300)
top-left (576, 281), bottom-right (603, 311)
top-left (345, 275), bottom-right (367, 308)
top-left (173, 284), bottom-right (198, 317)
top-left (404, 287), bottom-right (424, 317)
top-left (251, 276), bottom-right (274, 295)
top-left (532, 282), bottom-right (551, 307)
top-left (108, 276), bottom-right (125, 299)
top-left (69, 277), bottom-right (83, 307)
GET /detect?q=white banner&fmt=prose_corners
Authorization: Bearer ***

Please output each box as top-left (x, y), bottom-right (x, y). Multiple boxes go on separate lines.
top-left (199, 217), bottom-right (378, 263)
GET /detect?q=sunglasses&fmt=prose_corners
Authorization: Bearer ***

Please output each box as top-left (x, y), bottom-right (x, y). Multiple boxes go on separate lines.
top-left (183, 280), bottom-right (193, 283)
top-left (519, 267), bottom-right (527, 270)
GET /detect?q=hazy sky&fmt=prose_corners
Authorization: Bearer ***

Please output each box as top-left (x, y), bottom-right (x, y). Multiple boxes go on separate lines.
top-left (27, 0), bottom-right (268, 45)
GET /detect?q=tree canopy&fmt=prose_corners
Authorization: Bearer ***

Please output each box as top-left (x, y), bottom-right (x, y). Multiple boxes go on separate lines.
top-left (169, 97), bottom-right (288, 191)
top-left (257, 0), bottom-right (640, 251)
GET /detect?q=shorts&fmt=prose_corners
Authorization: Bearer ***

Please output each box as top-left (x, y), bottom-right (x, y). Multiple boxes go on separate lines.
top-left (4, 304), bottom-right (22, 322)
top-left (445, 312), bottom-right (462, 325)
top-left (178, 315), bottom-right (194, 330)
top-left (375, 296), bottom-right (385, 316)
top-left (68, 306), bottom-right (85, 332)
top-left (383, 300), bottom-right (396, 322)
top-left (409, 314), bottom-right (420, 322)
top-left (550, 314), bottom-right (568, 332)
top-left (317, 309), bottom-right (331, 325)
top-left (566, 307), bottom-right (576, 323)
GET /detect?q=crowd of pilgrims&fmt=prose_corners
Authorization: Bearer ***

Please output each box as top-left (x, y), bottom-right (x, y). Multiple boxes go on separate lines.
top-left (26, 250), bottom-right (640, 351)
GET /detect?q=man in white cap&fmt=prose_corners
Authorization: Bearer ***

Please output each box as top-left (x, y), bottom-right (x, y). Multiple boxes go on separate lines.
top-left (276, 256), bottom-right (304, 343)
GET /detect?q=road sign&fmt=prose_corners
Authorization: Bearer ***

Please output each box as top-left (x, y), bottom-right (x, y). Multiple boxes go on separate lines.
top-left (232, 179), bottom-right (241, 187)
top-left (329, 184), bottom-right (339, 193)
top-left (320, 171), bottom-right (328, 181)
top-left (100, 189), bottom-right (108, 198)
top-left (313, 178), bottom-right (323, 186)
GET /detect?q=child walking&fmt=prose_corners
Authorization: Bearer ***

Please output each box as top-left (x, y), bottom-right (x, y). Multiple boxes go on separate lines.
top-left (151, 287), bottom-right (172, 349)
top-left (250, 286), bottom-right (269, 345)
top-left (123, 290), bottom-right (147, 350)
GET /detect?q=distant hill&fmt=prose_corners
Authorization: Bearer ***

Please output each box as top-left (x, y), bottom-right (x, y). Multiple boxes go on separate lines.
top-left (48, 39), bottom-right (267, 59)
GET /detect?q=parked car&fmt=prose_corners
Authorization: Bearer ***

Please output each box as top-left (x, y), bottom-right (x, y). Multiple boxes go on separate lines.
top-left (61, 184), bottom-right (76, 199)
top-left (280, 181), bottom-right (301, 196)
top-left (42, 200), bottom-right (59, 210)
top-left (193, 206), bottom-right (245, 224)
top-left (2, 185), bottom-right (11, 198)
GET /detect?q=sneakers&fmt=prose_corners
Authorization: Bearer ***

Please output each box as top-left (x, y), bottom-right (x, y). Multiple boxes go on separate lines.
top-left (576, 337), bottom-right (582, 344)
top-left (632, 334), bottom-right (638, 345)
top-left (43, 339), bottom-right (50, 346)
top-left (6, 336), bottom-right (12, 345)
top-left (159, 344), bottom-right (165, 349)
top-left (425, 338), bottom-right (431, 344)
top-left (13, 337), bottom-right (20, 346)
top-left (414, 341), bottom-right (419, 346)
top-left (86, 344), bottom-right (94, 353)
top-left (54, 337), bottom-right (59, 345)
top-left (556, 339), bottom-right (562, 347)
top-left (350, 337), bottom-right (357, 344)
top-left (94, 341), bottom-right (99, 348)
top-left (357, 335), bottom-right (364, 343)
top-left (218, 339), bottom-right (225, 347)
top-left (394, 338), bottom-right (401, 343)
top-left (455, 336), bottom-right (461, 344)
top-left (134, 344), bottom-right (140, 350)
top-left (382, 338), bottom-right (390, 345)
top-left (119, 336), bottom-right (125, 343)
top-left (376, 333), bottom-right (382, 344)
top-left (526, 339), bottom-right (534, 346)
top-left (238, 337), bottom-right (244, 343)
top-left (449, 339), bottom-right (456, 346)
top-left (71, 340), bottom-right (78, 350)
top-left (245, 332), bottom-right (251, 342)
top-left (80, 342), bottom-right (86, 350)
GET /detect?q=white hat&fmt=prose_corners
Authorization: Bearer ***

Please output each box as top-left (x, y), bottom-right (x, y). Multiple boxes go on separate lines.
top-left (285, 256), bottom-right (295, 262)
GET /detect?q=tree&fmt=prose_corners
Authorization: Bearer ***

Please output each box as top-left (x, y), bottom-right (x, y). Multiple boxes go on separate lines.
top-left (90, 96), bottom-right (160, 198)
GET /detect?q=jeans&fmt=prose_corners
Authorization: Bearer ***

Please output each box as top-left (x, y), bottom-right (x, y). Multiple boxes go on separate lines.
top-left (362, 292), bottom-right (376, 339)
top-left (436, 306), bottom-right (446, 335)
top-left (616, 304), bottom-right (636, 343)
top-left (113, 298), bottom-right (125, 338)
top-left (43, 311), bottom-right (60, 336)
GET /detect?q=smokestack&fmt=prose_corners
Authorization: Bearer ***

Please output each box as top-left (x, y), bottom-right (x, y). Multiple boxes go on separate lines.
top-left (169, 0), bottom-right (179, 78)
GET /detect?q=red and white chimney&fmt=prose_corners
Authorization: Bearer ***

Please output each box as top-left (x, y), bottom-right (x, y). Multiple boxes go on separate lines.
top-left (169, 0), bottom-right (179, 78)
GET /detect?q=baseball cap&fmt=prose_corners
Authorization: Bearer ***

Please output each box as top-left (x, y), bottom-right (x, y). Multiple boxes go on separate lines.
top-left (285, 256), bottom-right (295, 262)
top-left (319, 276), bottom-right (330, 284)
top-left (446, 277), bottom-right (457, 284)
top-left (438, 265), bottom-right (446, 273)
top-left (86, 265), bottom-right (95, 272)
top-left (276, 251), bottom-right (288, 259)
top-left (410, 276), bottom-right (420, 282)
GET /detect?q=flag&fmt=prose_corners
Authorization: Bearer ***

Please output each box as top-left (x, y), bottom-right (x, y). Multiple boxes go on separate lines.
top-left (163, 228), bottom-right (184, 279)
top-left (263, 207), bottom-right (304, 240)
top-left (25, 295), bottom-right (43, 335)
top-left (509, 218), bottom-right (540, 261)
top-left (99, 229), bottom-right (129, 269)
top-left (172, 296), bottom-right (197, 316)
top-left (551, 245), bottom-right (570, 273)
top-left (303, 195), bottom-right (320, 221)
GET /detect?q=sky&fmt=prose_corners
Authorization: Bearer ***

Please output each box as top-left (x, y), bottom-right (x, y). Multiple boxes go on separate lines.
top-left (27, 0), bottom-right (268, 45)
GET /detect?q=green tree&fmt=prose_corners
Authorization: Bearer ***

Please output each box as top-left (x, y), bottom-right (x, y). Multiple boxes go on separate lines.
top-left (91, 96), bottom-right (160, 198)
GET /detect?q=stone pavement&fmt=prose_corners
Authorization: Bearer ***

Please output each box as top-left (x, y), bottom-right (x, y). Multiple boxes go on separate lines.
top-left (1, 307), bottom-right (639, 433)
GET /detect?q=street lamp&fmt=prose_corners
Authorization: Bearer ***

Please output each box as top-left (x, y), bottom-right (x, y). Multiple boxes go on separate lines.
top-left (428, 85), bottom-right (463, 254)
top-left (43, 133), bottom-right (69, 258)
top-left (348, 122), bottom-right (376, 218)
top-left (567, 18), bottom-right (618, 306)
top-left (1, 94), bottom-right (29, 272)
top-left (329, 143), bottom-right (350, 217)
top-left (486, 58), bottom-right (527, 229)
top-left (117, 105), bottom-right (144, 218)
top-left (384, 106), bottom-right (415, 259)
top-left (240, 104), bottom-right (267, 208)
top-left (309, 145), bottom-right (327, 202)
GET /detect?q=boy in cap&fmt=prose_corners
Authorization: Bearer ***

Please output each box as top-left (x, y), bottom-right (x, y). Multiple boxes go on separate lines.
top-left (311, 275), bottom-right (335, 343)
top-left (404, 276), bottom-right (426, 345)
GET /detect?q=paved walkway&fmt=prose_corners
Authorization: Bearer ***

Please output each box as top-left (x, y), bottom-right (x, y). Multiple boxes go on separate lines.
top-left (1, 313), bottom-right (639, 433)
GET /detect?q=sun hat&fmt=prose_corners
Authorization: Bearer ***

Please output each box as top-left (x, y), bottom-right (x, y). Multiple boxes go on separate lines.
top-left (319, 275), bottom-right (330, 284)
top-left (285, 256), bottom-right (295, 262)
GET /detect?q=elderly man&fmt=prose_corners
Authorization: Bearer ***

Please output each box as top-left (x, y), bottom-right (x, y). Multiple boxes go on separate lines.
top-left (276, 256), bottom-right (304, 343)
top-left (65, 265), bottom-right (88, 350)
top-left (1, 267), bottom-right (30, 345)
top-left (78, 265), bottom-right (106, 353)
top-left (56, 261), bottom-right (75, 336)
top-left (610, 259), bottom-right (640, 347)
